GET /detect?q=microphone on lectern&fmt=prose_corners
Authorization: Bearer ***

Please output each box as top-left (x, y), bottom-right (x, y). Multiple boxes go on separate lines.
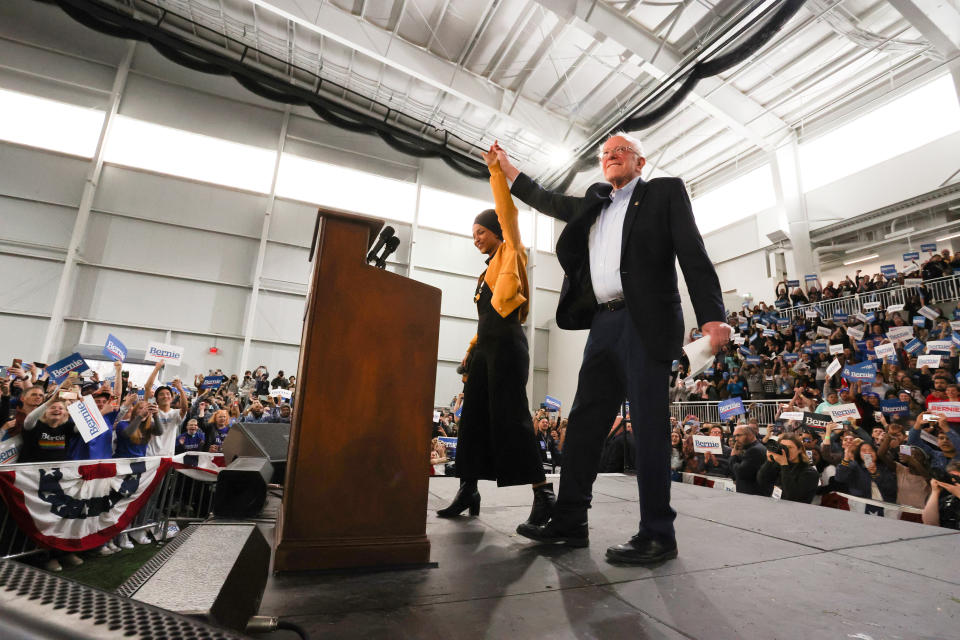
top-left (366, 226), bottom-right (395, 263)
top-left (374, 236), bottom-right (401, 269)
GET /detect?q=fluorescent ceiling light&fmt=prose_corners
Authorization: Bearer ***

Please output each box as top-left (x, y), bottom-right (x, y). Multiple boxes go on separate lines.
top-left (936, 232), bottom-right (960, 241)
top-left (843, 254), bottom-right (879, 265)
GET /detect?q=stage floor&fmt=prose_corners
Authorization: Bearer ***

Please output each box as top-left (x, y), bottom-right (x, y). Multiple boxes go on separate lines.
top-left (258, 475), bottom-right (960, 639)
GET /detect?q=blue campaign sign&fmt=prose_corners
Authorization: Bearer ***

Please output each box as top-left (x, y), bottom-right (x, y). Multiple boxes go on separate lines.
top-left (953, 332), bottom-right (960, 348)
top-left (200, 375), bottom-right (225, 390)
top-left (705, 367), bottom-right (715, 376)
top-left (841, 361), bottom-right (877, 383)
top-left (544, 395), bottom-right (562, 410)
top-left (455, 403), bottom-right (463, 418)
top-left (864, 312), bottom-right (876, 324)
top-left (812, 343), bottom-right (828, 353)
top-left (47, 352), bottom-right (90, 384)
top-left (904, 338), bottom-right (924, 355)
top-left (903, 251), bottom-right (919, 261)
top-left (881, 399), bottom-right (909, 417)
top-left (438, 436), bottom-right (457, 460)
top-left (880, 264), bottom-right (897, 279)
top-left (763, 328), bottom-right (776, 337)
top-left (774, 299), bottom-right (790, 309)
top-left (786, 280), bottom-right (800, 288)
top-left (102, 334), bottom-right (127, 362)
top-left (783, 353), bottom-right (799, 363)
top-left (833, 311), bottom-right (848, 322)
top-left (955, 308), bottom-right (960, 320)
top-left (739, 320), bottom-right (749, 331)
top-left (805, 274), bottom-right (818, 282)
top-left (854, 340), bottom-right (868, 351)
top-left (745, 355), bottom-right (762, 364)
top-left (802, 346), bottom-right (813, 354)
top-left (739, 346), bottom-right (751, 356)
top-left (913, 315), bottom-right (927, 327)
top-left (921, 243), bottom-right (937, 252)
top-left (718, 397), bottom-right (746, 420)
top-left (776, 317), bottom-right (790, 326)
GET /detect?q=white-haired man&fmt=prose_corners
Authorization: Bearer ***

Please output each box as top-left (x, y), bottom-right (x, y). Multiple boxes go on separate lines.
top-left (495, 134), bottom-right (729, 564)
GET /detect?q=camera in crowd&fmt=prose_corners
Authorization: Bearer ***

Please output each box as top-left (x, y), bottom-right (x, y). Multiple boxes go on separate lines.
top-left (932, 467), bottom-right (960, 486)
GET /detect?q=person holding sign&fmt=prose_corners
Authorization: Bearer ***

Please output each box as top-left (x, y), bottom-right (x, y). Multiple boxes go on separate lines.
top-left (69, 360), bottom-right (123, 461)
top-left (437, 145), bottom-right (554, 527)
top-left (756, 433), bottom-right (818, 503)
top-left (494, 135), bottom-right (729, 563)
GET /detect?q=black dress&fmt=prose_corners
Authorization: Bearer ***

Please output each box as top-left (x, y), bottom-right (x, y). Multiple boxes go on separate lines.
top-left (455, 270), bottom-right (545, 486)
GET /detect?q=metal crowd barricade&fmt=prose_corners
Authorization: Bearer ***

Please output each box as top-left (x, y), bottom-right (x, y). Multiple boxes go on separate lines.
top-left (0, 465), bottom-right (218, 560)
top-left (670, 400), bottom-right (782, 425)
top-left (777, 274), bottom-right (960, 320)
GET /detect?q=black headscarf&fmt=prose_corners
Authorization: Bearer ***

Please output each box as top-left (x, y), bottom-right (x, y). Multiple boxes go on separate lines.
top-left (473, 209), bottom-right (503, 240)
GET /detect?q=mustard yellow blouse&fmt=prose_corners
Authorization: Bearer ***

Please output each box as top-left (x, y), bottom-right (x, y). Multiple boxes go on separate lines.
top-left (465, 162), bottom-right (530, 355)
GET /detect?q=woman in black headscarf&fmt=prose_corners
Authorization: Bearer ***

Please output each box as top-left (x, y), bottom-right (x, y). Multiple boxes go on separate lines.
top-left (437, 144), bottom-right (554, 528)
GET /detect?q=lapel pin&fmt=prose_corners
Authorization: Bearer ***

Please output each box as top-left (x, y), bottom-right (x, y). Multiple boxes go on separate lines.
top-left (634, 201), bottom-right (638, 206)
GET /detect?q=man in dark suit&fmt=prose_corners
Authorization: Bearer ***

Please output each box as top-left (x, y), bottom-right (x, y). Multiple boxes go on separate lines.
top-left (495, 134), bottom-right (729, 564)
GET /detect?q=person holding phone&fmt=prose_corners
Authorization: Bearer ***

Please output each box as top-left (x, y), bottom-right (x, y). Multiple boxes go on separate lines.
top-left (19, 381), bottom-right (78, 463)
top-left (143, 361), bottom-right (188, 457)
top-left (437, 144), bottom-right (554, 527)
top-left (922, 461), bottom-right (960, 529)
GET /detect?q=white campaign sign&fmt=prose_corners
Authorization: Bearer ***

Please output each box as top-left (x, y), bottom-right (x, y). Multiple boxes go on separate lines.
top-left (817, 326), bottom-right (832, 337)
top-left (887, 303), bottom-right (905, 312)
top-left (692, 434), bottom-right (723, 454)
top-left (917, 354), bottom-right (942, 368)
top-left (67, 395), bottom-right (111, 444)
top-left (269, 388), bottom-right (293, 399)
top-left (829, 343), bottom-right (844, 355)
top-left (863, 302), bottom-right (882, 311)
top-left (926, 341), bottom-right (952, 353)
top-left (874, 343), bottom-right (896, 360)
top-left (951, 321), bottom-right (960, 331)
top-left (145, 341), bottom-right (184, 366)
top-left (732, 335), bottom-right (746, 345)
top-left (886, 326), bottom-right (913, 342)
top-left (919, 306), bottom-right (940, 321)
top-left (826, 358), bottom-right (842, 377)
top-left (928, 402), bottom-right (960, 419)
top-left (805, 309), bottom-right (819, 319)
top-left (846, 326), bottom-right (865, 341)
top-left (780, 411), bottom-right (804, 421)
top-left (828, 403), bottom-right (860, 421)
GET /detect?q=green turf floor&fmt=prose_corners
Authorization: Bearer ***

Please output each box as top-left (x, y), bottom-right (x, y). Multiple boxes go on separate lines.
top-left (57, 541), bottom-right (164, 591)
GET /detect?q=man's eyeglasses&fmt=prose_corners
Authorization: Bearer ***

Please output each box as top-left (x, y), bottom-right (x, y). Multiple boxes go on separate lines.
top-left (598, 145), bottom-right (638, 160)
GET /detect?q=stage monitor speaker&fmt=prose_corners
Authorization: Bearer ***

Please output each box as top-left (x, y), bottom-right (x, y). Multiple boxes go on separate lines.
top-left (213, 456), bottom-right (273, 518)
top-left (117, 522), bottom-right (270, 632)
top-left (0, 557), bottom-right (245, 639)
top-left (222, 422), bottom-right (289, 483)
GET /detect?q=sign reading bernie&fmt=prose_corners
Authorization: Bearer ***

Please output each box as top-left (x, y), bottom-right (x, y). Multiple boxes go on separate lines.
top-left (145, 342), bottom-right (183, 366)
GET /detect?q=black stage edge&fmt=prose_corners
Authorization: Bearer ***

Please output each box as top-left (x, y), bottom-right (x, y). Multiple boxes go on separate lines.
top-left (257, 475), bottom-right (960, 639)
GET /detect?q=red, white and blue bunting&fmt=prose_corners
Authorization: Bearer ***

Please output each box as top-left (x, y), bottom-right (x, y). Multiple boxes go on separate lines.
top-left (0, 453), bottom-right (224, 551)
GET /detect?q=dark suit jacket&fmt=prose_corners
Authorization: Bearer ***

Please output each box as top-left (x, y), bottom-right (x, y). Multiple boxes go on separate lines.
top-left (511, 172), bottom-right (724, 361)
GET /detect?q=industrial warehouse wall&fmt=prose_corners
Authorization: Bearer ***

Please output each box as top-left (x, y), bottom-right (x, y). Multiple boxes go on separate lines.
top-left (0, 0), bottom-right (561, 407)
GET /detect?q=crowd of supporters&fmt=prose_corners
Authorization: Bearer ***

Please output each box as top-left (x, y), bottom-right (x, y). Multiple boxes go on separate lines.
top-left (770, 248), bottom-right (959, 307)
top-left (0, 358), bottom-right (295, 569)
top-left (668, 268), bottom-right (960, 529)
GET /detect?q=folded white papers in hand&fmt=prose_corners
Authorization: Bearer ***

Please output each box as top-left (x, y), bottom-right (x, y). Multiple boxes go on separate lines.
top-left (683, 334), bottom-right (716, 380)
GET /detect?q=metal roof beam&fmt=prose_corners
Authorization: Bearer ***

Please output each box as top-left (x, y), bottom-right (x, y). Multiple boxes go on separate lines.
top-left (886, 0), bottom-right (960, 57)
top-left (533, 0), bottom-right (791, 149)
top-left (245, 0), bottom-right (577, 139)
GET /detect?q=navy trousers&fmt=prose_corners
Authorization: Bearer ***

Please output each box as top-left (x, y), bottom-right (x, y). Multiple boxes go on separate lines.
top-left (556, 306), bottom-right (676, 541)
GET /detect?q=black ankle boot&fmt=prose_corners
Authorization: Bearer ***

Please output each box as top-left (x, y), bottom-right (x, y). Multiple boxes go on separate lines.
top-left (522, 483), bottom-right (555, 527)
top-left (437, 479), bottom-right (480, 518)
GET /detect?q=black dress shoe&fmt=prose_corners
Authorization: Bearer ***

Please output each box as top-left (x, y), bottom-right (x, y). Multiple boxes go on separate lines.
top-left (605, 535), bottom-right (677, 565)
top-left (516, 516), bottom-right (588, 547)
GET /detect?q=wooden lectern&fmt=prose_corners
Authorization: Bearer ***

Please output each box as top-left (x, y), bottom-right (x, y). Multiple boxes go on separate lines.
top-left (274, 207), bottom-right (441, 571)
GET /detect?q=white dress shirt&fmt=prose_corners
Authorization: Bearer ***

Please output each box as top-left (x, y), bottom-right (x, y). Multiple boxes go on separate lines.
top-left (588, 175), bottom-right (640, 304)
